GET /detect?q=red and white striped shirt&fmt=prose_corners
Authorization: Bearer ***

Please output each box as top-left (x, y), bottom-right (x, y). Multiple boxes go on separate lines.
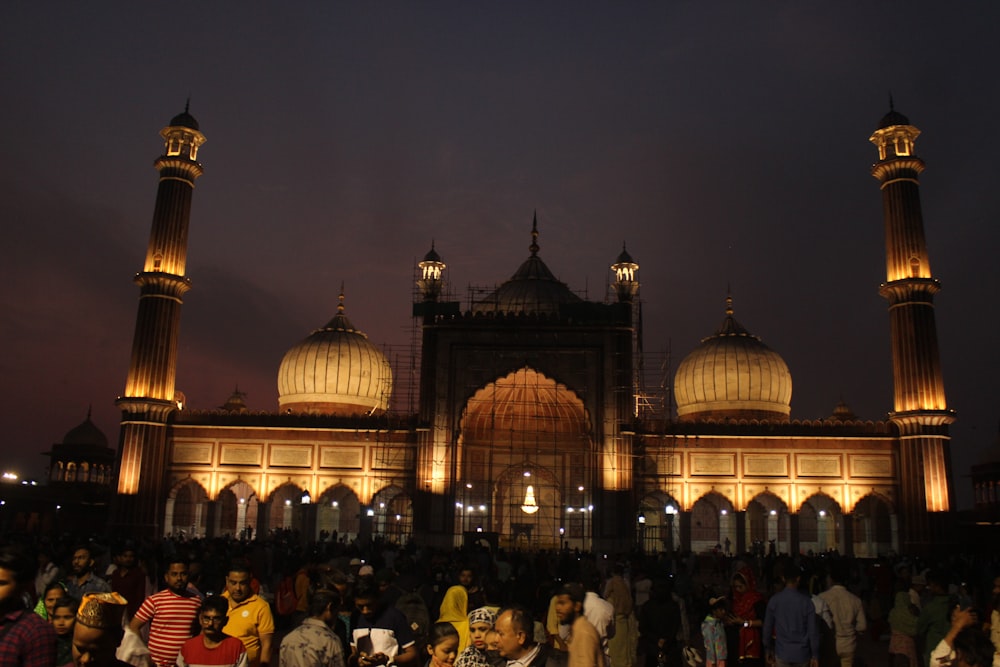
top-left (134, 589), bottom-right (202, 667)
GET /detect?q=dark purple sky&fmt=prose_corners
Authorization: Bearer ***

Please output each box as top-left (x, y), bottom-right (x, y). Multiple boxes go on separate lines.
top-left (2, 3), bottom-right (997, 508)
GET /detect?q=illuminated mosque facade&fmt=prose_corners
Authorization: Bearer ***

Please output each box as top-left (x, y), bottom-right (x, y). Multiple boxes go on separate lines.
top-left (111, 105), bottom-right (954, 556)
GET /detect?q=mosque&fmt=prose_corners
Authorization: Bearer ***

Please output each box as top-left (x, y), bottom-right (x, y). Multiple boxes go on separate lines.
top-left (109, 105), bottom-right (955, 556)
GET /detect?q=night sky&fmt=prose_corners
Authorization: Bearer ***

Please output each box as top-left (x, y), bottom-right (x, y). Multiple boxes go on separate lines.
top-left (2, 3), bottom-right (997, 509)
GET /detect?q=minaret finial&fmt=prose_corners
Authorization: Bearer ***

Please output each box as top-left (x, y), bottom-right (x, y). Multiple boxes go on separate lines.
top-left (338, 282), bottom-right (345, 314)
top-left (888, 92), bottom-right (894, 112)
top-left (87, 404), bottom-right (93, 420)
top-left (725, 288), bottom-right (734, 316)
top-left (185, 97), bottom-right (191, 114)
top-left (529, 211), bottom-right (539, 256)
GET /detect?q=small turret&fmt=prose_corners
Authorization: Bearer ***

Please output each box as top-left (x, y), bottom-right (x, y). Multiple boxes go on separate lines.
top-left (611, 243), bottom-right (639, 303)
top-left (417, 242), bottom-right (446, 301)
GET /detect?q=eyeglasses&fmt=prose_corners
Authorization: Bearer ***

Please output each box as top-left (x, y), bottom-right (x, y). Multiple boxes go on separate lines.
top-left (200, 615), bottom-right (227, 624)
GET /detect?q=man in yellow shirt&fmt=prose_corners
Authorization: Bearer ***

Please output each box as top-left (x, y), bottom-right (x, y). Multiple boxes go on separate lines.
top-left (223, 564), bottom-right (275, 667)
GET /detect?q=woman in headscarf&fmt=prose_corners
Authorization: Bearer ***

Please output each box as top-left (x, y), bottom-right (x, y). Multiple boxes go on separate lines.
top-left (436, 585), bottom-right (470, 654)
top-left (726, 566), bottom-right (765, 666)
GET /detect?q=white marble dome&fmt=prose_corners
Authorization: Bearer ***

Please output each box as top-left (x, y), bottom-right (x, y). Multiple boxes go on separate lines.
top-left (277, 295), bottom-right (392, 415)
top-left (674, 298), bottom-right (792, 422)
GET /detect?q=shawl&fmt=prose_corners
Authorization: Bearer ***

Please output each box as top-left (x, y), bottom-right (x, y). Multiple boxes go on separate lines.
top-left (437, 585), bottom-right (471, 654)
top-left (730, 567), bottom-right (763, 659)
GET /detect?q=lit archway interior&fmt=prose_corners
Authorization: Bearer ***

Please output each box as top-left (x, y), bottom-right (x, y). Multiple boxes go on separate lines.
top-left (317, 485), bottom-right (361, 541)
top-left (458, 367), bottom-right (593, 549)
top-left (218, 481), bottom-right (258, 538)
top-left (799, 494), bottom-right (842, 555)
top-left (746, 492), bottom-right (790, 555)
top-left (166, 479), bottom-right (208, 537)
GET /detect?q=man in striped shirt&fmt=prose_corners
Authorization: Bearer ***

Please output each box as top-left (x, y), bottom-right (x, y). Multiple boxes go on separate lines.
top-left (131, 556), bottom-right (203, 667)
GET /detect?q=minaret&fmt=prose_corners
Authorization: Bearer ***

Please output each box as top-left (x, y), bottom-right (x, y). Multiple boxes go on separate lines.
top-left (869, 104), bottom-right (954, 550)
top-left (114, 107), bottom-right (205, 536)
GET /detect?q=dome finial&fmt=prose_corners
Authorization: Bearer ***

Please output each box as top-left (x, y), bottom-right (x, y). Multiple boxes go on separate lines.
top-left (185, 97), bottom-right (191, 114)
top-left (338, 283), bottom-right (345, 314)
top-left (888, 91), bottom-right (894, 112)
top-left (725, 288), bottom-right (734, 316)
top-left (529, 211), bottom-right (539, 256)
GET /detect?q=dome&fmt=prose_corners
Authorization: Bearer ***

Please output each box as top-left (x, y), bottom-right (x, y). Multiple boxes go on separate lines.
top-left (614, 245), bottom-right (635, 265)
top-left (829, 399), bottom-right (856, 421)
top-left (277, 294), bottom-right (392, 415)
top-left (673, 298), bottom-right (792, 422)
top-left (472, 217), bottom-right (581, 316)
top-left (423, 244), bottom-right (442, 263)
top-left (220, 388), bottom-right (249, 414)
top-left (62, 413), bottom-right (109, 448)
top-left (169, 105), bottom-right (200, 131)
top-left (877, 99), bottom-right (909, 130)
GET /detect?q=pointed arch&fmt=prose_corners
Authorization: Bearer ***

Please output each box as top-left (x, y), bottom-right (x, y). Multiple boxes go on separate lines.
top-left (799, 492), bottom-right (842, 555)
top-left (638, 491), bottom-right (682, 554)
top-left (690, 491), bottom-right (735, 554)
top-left (852, 493), bottom-right (897, 557)
top-left (372, 485), bottom-right (412, 544)
top-left (456, 366), bottom-right (595, 550)
top-left (459, 366), bottom-right (593, 450)
top-left (217, 480), bottom-right (259, 538)
top-left (269, 482), bottom-right (307, 533)
top-left (746, 491), bottom-right (790, 555)
top-left (165, 478), bottom-right (209, 537)
top-left (317, 484), bottom-right (362, 541)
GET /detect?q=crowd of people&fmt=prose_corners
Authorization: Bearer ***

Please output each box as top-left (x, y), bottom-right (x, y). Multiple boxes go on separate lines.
top-left (1, 532), bottom-right (999, 667)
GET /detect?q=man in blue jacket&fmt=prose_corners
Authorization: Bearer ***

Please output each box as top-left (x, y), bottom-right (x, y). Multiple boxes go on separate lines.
top-left (763, 564), bottom-right (819, 667)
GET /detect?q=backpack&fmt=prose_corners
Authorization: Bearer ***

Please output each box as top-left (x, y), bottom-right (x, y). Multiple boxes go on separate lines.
top-left (275, 575), bottom-right (298, 616)
top-left (395, 590), bottom-right (430, 647)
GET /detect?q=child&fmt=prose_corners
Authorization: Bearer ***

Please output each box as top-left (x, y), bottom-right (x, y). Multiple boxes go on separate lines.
top-left (177, 595), bottom-right (248, 667)
top-left (426, 621), bottom-right (460, 667)
top-left (51, 596), bottom-right (78, 666)
top-left (455, 608), bottom-right (499, 667)
top-left (701, 596), bottom-right (727, 667)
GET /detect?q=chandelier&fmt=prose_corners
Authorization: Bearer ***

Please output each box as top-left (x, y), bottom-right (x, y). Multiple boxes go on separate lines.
top-left (520, 485), bottom-right (539, 514)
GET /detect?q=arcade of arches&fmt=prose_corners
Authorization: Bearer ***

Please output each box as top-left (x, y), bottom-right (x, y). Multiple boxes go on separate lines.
top-left (637, 490), bottom-right (896, 556)
top-left (164, 478), bottom-right (413, 543)
top-left (165, 470), bottom-right (896, 556)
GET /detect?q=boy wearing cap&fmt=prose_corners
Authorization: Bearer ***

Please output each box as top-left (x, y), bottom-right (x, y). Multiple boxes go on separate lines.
top-left (72, 592), bottom-right (130, 667)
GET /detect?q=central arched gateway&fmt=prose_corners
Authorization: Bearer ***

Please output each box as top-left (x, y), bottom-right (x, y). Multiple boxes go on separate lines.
top-left (456, 367), bottom-right (596, 549)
